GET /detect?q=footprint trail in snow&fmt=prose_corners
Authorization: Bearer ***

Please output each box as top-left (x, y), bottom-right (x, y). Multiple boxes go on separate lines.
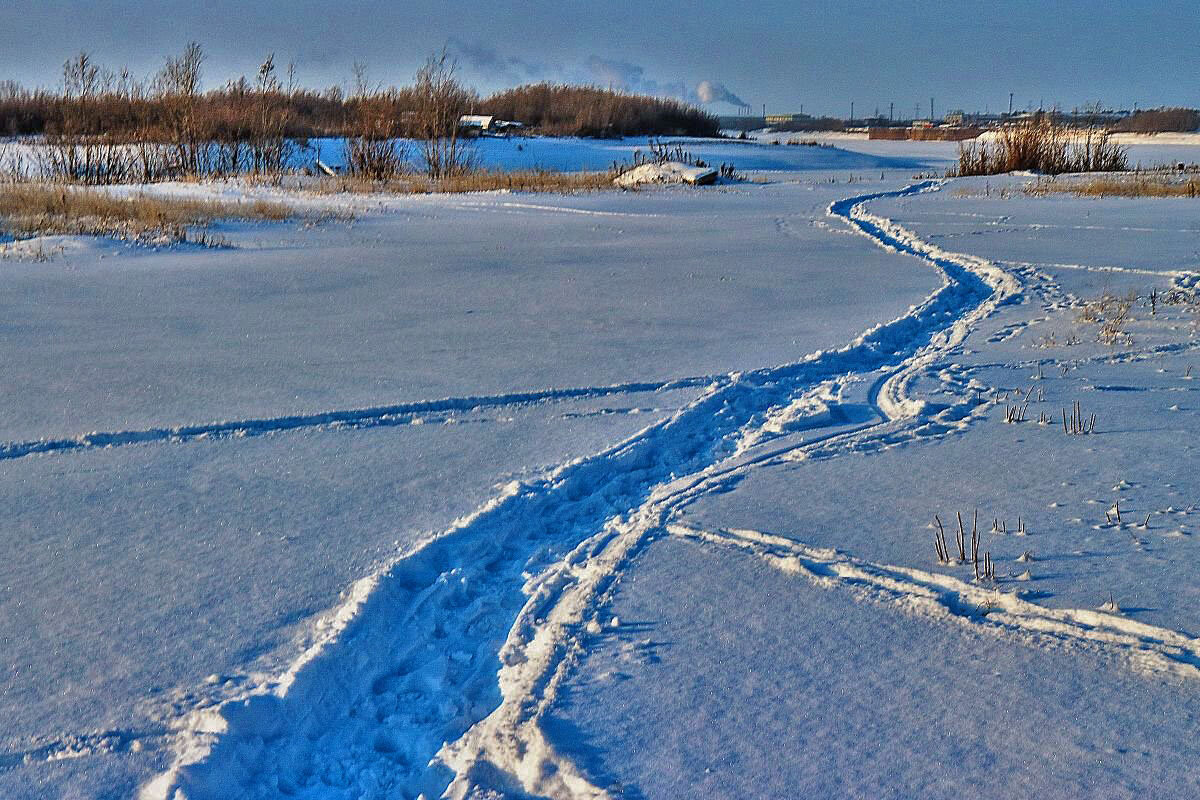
top-left (141, 181), bottom-right (1063, 800)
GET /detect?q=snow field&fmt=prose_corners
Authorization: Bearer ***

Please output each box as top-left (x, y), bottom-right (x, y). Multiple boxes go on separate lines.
top-left (548, 534), bottom-right (1200, 799)
top-left (144, 179), bottom-right (1034, 798)
top-left (1, 169), bottom-right (948, 798)
top-left (3, 141), bottom-right (1200, 796)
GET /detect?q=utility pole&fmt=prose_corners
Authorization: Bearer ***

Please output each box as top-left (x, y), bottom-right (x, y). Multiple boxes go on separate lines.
top-left (930, 97), bottom-right (934, 120)
top-left (850, 101), bottom-right (854, 122)
top-left (889, 101), bottom-right (894, 122)
top-left (1009, 92), bottom-right (1013, 115)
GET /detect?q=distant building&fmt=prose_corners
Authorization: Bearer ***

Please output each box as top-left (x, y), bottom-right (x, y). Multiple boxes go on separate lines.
top-left (943, 110), bottom-right (965, 126)
top-left (765, 113), bottom-right (810, 126)
top-left (459, 114), bottom-right (495, 132)
top-left (458, 115), bottom-right (525, 136)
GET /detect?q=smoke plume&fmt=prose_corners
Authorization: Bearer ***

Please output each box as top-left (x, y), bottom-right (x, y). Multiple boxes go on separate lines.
top-left (696, 80), bottom-right (747, 107)
top-left (446, 41), bottom-right (745, 109)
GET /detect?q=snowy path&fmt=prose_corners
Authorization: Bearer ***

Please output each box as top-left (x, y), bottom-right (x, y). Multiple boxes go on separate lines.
top-left (139, 180), bottom-right (1037, 799)
top-left (668, 523), bottom-right (1200, 681)
top-left (0, 377), bottom-right (712, 463)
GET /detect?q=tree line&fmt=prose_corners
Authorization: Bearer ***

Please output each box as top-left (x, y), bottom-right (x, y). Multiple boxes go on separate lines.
top-left (0, 44), bottom-right (719, 182)
top-left (1110, 108), bottom-right (1200, 134)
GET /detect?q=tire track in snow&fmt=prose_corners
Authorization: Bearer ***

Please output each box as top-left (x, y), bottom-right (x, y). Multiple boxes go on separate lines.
top-left (143, 181), bottom-right (1019, 800)
top-left (0, 377), bottom-right (713, 462)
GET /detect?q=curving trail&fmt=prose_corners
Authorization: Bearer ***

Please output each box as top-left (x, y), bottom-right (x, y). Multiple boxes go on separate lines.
top-left (142, 182), bottom-right (1029, 800)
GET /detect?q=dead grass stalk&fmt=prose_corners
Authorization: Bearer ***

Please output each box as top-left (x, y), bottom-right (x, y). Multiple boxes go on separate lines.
top-left (0, 184), bottom-right (291, 240)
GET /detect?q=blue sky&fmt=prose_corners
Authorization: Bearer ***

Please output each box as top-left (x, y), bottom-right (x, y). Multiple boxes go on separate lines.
top-left (3, 1), bottom-right (1197, 116)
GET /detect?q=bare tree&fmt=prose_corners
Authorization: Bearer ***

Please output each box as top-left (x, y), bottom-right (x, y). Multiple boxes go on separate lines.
top-left (412, 49), bottom-right (476, 178)
top-left (249, 53), bottom-right (291, 174)
top-left (155, 42), bottom-right (206, 176)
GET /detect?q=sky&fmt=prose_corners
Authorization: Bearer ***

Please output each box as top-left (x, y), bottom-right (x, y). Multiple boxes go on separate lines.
top-left (2, 1), bottom-right (1198, 117)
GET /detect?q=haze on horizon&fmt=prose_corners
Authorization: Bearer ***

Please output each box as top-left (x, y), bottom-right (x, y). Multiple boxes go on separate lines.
top-left (2, 0), bottom-right (1197, 118)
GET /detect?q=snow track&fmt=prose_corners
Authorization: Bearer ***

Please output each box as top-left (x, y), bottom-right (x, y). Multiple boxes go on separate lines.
top-left (668, 523), bottom-right (1200, 681)
top-left (144, 182), bottom-right (1029, 799)
top-left (0, 377), bottom-right (712, 462)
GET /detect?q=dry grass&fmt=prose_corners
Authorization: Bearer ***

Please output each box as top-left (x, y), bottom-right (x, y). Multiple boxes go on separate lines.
top-left (310, 169), bottom-right (616, 195)
top-left (0, 184), bottom-right (292, 240)
top-left (931, 510), bottom-right (996, 581)
top-left (1028, 175), bottom-right (1200, 198)
top-left (954, 119), bottom-right (1127, 176)
top-left (1076, 290), bottom-right (1136, 345)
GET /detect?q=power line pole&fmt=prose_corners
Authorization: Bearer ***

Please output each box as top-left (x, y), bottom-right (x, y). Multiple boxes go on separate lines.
top-left (1009, 92), bottom-right (1013, 115)
top-left (889, 101), bottom-right (894, 122)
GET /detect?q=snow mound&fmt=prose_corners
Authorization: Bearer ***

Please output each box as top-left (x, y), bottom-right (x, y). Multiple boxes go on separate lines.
top-left (614, 161), bottom-right (718, 188)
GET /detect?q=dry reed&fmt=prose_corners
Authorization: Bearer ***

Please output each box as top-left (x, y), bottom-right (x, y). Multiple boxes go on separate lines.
top-left (955, 118), bottom-right (1127, 176)
top-left (1027, 176), bottom-right (1200, 198)
top-left (0, 183), bottom-right (291, 239)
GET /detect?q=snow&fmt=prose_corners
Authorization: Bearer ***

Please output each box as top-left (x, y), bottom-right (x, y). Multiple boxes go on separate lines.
top-left (548, 534), bottom-right (1200, 799)
top-left (612, 161), bottom-right (717, 187)
top-left (5, 141), bottom-right (1200, 798)
top-left (1110, 130), bottom-right (1200, 147)
top-left (0, 170), bottom-right (942, 799)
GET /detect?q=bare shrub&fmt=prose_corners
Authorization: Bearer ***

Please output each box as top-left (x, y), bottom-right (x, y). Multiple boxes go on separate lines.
top-left (344, 64), bottom-right (407, 180)
top-left (412, 50), bottom-right (476, 179)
